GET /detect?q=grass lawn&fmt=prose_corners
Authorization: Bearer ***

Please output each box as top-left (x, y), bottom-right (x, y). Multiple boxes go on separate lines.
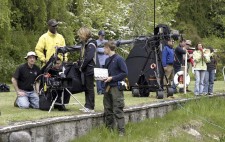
top-left (73, 96), bottom-right (225, 142)
top-left (0, 81), bottom-right (224, 126)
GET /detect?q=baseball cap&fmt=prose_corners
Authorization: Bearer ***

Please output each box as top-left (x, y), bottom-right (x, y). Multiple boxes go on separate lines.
top-left (24, 51), bottom-right (38, 59)
top-left (98, 30), bottom-right (105, 36)
top-left (47, 19), bottom-right (58, 27)
top-left (186, 40), bottom-right (192, 46)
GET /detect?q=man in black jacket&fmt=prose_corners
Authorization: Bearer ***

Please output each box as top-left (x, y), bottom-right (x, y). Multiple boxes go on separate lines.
top-left (173, 39), bottom-right (186, 93)
top-left (77, 27), bottom-right (98, 113)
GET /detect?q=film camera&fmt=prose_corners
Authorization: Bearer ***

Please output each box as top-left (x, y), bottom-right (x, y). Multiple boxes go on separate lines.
top-left (45, 75), bottom-right (72, 89)
top-left (42, 46), bottom-right (79, 90)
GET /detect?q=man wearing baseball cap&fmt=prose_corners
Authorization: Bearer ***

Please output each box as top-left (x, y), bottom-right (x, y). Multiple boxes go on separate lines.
top-left (12, 51), bottom-right (41, 108)
top-left (96, 30), bottom-right (109, 95)
top-left (35, 19), bottom-right (67, 66)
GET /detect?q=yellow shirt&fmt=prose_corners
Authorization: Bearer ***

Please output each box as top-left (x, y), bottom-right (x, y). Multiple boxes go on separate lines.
top-left (35, 30), bottom-right (67, 63)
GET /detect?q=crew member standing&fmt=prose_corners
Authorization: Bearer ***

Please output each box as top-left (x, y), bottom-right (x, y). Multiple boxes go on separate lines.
top-left (103, 40), bottom-right (128, 136)
top-left (77, 27), bottom-right (98, 113)
top-left (35, 19), bottom-right (67, 65)
top-left (162, 38), bottom-right (175, 87)
top-left (96, 30), bottom-right (108, 95)
top-left (173, 39), bottom-right (186, 93)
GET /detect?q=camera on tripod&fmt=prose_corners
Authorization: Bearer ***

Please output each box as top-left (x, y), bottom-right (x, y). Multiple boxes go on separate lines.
top-left (46, 76), bottom-right (72, 89)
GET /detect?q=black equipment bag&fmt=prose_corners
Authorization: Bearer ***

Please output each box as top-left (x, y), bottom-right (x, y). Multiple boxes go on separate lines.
top-left (39, 92), bottom-right (52, 111)
top-left (0, 83), bottom-right (10, 92)
top-left (137, 74), bottom-right (150, 97)
top-left (64, 63), bottom-right (85, 94)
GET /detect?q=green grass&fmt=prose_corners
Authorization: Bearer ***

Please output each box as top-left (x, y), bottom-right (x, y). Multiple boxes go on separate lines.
top-left (73, 97), bottom-right (225, 142)
top-left (0, 81), bottom-right (224, 126)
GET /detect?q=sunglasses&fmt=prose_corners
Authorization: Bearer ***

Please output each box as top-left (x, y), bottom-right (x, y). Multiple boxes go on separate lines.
top-left (52, 25), bottom-right (58, 28)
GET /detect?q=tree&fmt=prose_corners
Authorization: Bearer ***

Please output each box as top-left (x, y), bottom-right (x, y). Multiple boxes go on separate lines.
top-left (129, 0), bottom-right (179, 36)
top-left (174, 0), bottom-right (225, 38)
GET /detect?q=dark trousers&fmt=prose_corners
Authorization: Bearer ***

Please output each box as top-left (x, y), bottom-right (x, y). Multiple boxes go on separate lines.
top-left (172, 66), bottom-right (182, 91)
top-left (103, 87), bottom-right (125, 133)
top-left (84, 74), bottom-right (95, 110)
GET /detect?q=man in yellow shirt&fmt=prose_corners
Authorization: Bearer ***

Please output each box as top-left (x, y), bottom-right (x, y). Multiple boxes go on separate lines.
top-left (35, 19), bottom-right (67, 65)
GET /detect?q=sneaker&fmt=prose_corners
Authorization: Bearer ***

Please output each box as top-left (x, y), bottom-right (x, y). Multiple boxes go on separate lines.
top-left (202, 92), bottom-right (207, 95)
top-left (119, 132), bottom-right (125, 137)
top-left (98, 90), bottom-right (104, 95)
top-left (209, 92), bottom-right (213, 95)
top-left (186, 89), bottom-right (192, 92)
top-left (79, 107), bottom-right (95, 113)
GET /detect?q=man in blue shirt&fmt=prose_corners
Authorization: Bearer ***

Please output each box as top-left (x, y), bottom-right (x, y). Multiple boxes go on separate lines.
top-left (162, 39), bottom-right (175, 87)
top-left (103, 40), bottom-right (128, 136)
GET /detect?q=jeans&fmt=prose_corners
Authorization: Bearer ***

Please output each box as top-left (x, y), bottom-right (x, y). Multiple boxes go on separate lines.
top-left (96, 80), bottom-right (105, 94)
top-left (194, 70), bottom-right (206, 95)
top-left (96, 65), bottom-right (105, 94)
top-left (203, 70), bottom-right (215, 94)
top-left (16, 91), bottom-right (39, 108)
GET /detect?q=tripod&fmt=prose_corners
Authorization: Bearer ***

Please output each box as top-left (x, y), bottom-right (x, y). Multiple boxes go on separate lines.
top-left (42, 50), bottom-right (88, 113)
top-left (134, 37), bottom-right (173, 98)
top-left (47, 87), bottom-right (87, 113)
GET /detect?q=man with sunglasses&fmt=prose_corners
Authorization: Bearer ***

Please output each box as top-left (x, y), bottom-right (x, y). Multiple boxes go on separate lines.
top-left (35, 19), bottom-right (67, 66)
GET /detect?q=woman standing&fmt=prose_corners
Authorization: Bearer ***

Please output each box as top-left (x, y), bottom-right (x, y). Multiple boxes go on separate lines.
top-left (203, 47), bottom-right (217, 95)
top-left (193, 43), bottom-right (210, 96)
top-left (77, 27), bottom-right (98, 113)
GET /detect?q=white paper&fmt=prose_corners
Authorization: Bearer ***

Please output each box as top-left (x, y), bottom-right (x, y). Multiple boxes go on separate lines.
top-left (94, 68), bottom-right (108, 80)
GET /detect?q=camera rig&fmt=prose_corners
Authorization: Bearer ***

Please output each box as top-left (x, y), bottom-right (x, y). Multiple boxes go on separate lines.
top-left (115, 24), bottom-right (180, 99)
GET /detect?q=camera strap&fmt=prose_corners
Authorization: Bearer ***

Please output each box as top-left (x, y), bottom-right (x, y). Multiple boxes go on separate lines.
top-left (105, 54), bottom-right (117, 76)
top-left (105, 54), bottom-right (117, 68)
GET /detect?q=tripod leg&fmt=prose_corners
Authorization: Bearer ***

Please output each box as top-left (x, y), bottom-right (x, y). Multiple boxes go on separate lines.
top-left (48, 95), bottom-right (58, 113)
top-left (65, 88), bottom-right (89, 112)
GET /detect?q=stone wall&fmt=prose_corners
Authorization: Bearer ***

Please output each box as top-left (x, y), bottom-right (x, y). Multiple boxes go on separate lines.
top-left (0, 94), bottom-right (224, 142)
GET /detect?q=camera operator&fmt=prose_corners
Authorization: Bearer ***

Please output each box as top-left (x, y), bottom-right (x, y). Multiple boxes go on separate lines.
top-left (77, 27), bottom-right (98, 113)
top-left (12, 51), bottom-right (40, 109)
top-left (47, 57), bottom-right (70, 111)
top-left (35, 19), bottom-right (67, 65)
top-left (96, 30), bottom-right (109, 95)
top-left (103, 40), bottom-right (128, 136)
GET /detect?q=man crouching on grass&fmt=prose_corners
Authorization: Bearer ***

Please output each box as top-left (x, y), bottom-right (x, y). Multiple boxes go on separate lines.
top-left (12, 51), bottom-right (41, 109)
top-left (103, 40), bottom-right (128, 136)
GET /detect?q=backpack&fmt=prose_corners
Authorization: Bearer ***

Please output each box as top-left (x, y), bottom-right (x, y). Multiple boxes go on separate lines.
top-left (0, 83), bottom-right (10, 92)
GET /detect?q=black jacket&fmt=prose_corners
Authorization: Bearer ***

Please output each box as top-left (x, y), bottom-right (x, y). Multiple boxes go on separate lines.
top-left (80, 39), bottom-right (98, 75)
top-left (174, 45), bottom-right (186, 67)
top-left (206, 57), bottom-right (217, 71)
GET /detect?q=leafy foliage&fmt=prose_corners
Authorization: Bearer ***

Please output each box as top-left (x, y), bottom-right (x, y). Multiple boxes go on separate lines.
top-left (0, 0), bottom-right (225, 82)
